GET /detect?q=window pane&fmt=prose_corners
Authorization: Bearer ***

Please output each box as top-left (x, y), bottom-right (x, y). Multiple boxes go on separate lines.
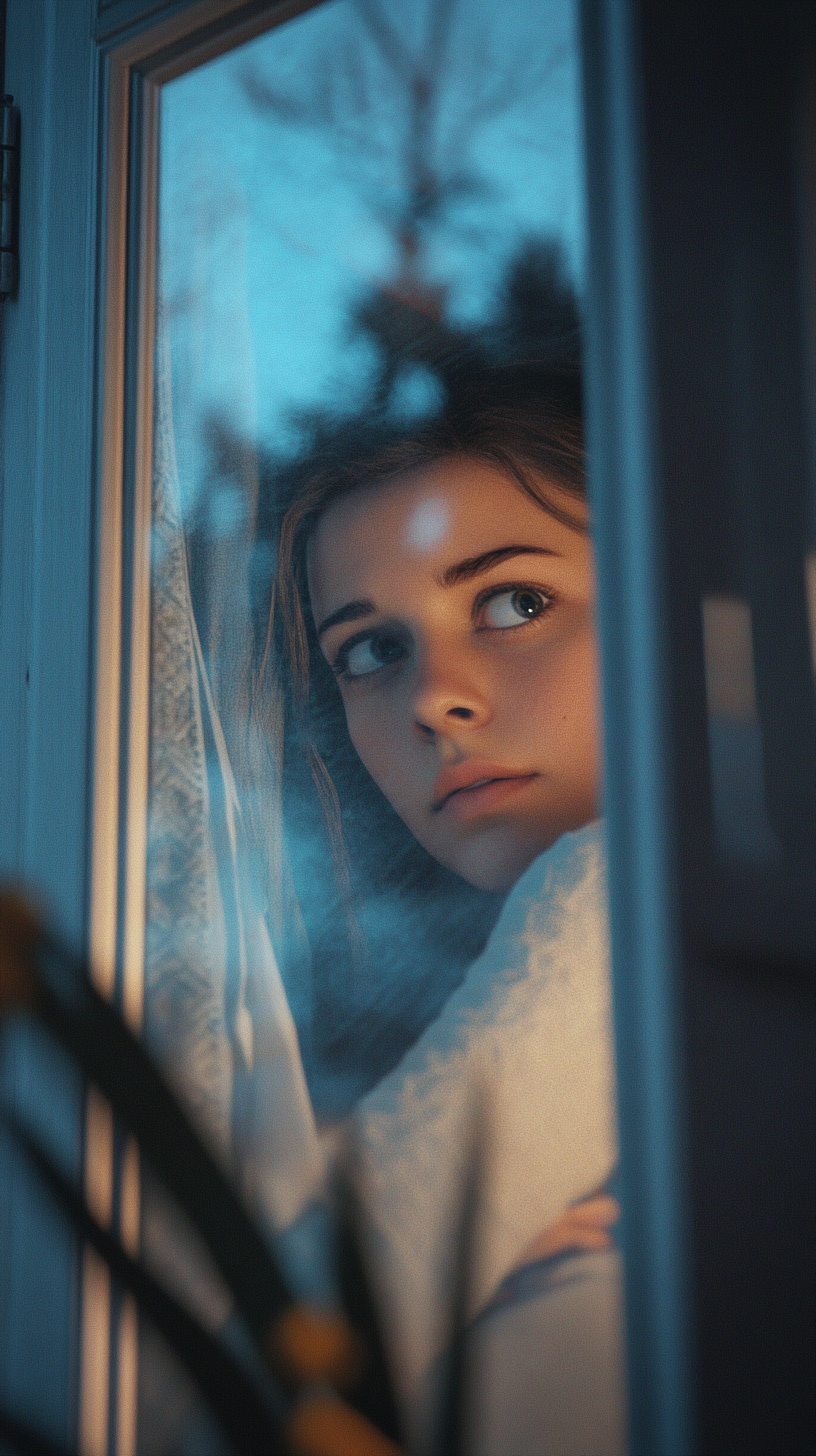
top-left (143, 4), bottom-right (626, 1452)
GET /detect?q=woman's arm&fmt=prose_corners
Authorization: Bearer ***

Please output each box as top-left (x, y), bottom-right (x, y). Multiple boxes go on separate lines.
top-left (516, 1192), bottom-right (620, 1267)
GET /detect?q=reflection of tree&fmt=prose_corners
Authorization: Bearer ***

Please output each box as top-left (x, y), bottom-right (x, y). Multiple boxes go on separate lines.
top-left (189, 3), bottom-right (583, 1114)
top-left (198, 236), bottom-right (580, 1114)
top-left (487, 235), bottom-right (580, 363)
top-left (239, 0), bottom-right (571, 404)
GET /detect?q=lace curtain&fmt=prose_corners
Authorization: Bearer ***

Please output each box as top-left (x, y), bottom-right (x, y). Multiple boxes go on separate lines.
top-left (143, 319), bottom-right (324, 1235)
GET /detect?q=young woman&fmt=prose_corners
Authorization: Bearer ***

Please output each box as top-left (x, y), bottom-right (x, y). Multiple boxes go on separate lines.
top-left (259, 357), bottom-right (624, 1454)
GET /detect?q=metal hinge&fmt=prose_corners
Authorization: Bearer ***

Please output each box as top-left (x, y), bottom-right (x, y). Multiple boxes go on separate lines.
top-left (1, 95), bottom-right (20, 302)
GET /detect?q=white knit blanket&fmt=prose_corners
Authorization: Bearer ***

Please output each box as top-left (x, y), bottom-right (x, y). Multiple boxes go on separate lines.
top-left (355, 821), bottom-right (619, 1421)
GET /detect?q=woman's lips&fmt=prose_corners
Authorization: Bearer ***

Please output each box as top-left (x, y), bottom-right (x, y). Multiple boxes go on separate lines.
top-left (432, 763), bottom-right (538, 820)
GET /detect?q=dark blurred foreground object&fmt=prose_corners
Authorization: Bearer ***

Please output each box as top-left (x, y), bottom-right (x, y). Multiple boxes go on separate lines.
top-left (0, 888), bottom-right (457, 1456)
top-left (582, 0), bottom-right (816, 1452)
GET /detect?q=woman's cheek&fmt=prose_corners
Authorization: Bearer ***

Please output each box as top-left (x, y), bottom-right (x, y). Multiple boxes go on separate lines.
top-left (345, 700), bottom-right (399, 793)
top-left (350, 706), bottom-right (426, 830)
top-left (344, 700), bottom-right (377, 770)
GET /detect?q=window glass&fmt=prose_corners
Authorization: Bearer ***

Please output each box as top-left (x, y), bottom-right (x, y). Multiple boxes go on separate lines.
top-left (143, 4), bottom-right (626, 1452)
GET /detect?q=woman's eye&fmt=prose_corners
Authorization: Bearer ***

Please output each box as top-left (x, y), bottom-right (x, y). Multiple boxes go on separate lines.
top-left (481, 588), bottom-right (550, 629)
top-left (338, 631), bottom-right (408, 679)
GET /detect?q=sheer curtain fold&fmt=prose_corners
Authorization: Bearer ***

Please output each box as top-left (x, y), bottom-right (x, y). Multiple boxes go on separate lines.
top-left (145, 317), bottom-right (325, 1234)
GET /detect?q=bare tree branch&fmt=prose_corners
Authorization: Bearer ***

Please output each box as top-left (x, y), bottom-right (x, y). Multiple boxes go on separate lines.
top-left (236, 0), bottom-right (572, 310)
top-left (426, 0), bottom-right (457, 86)
top-left (351, 0), bottom-right (416, 87)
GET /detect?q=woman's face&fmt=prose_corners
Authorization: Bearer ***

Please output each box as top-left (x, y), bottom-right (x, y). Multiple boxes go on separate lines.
top-left (308, 456), bottom-right (601, 892)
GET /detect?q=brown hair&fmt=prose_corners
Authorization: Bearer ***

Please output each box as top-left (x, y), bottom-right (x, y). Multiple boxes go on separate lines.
top-left (251, 356), bottom-right (586, 1113)
top-left (269, 359), bottom-right (584, 696)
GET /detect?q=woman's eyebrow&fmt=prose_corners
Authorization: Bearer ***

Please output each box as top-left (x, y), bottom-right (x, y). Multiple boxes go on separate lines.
top-left (440, 544), bottom-right (560, 587)
top-left (316, 598), bottom-right (377, 639)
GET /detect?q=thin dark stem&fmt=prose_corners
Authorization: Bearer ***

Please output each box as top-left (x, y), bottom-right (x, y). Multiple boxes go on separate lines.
top-left (33, 934), bottom-right (293, 1346)
top-left (3, 1113), bottom-right (286, 1456)
top-left (333, 1152), bottom-right (404, 1446)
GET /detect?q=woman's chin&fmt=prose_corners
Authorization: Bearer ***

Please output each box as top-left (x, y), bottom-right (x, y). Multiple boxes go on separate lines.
top-left (442, 831), bottom-right (550, 895)
top-left (434, 809), bottom-right (598, 893)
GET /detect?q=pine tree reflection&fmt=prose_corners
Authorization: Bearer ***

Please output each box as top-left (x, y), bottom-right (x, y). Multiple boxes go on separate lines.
top-left (205, 242), bottom-right (582, 1119)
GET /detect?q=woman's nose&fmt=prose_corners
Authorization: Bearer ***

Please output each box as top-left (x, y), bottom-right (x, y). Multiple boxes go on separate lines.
top-left (411, 648), bottom-right (492, 738)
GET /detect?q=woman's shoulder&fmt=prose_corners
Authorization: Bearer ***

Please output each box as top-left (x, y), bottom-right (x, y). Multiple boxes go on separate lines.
top-left (353, 819), bottom-right (617, 1384)
top-left (359, 818), bottom-right (610, 1113)
top-left (486, 817), bottom-right (607, 963)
